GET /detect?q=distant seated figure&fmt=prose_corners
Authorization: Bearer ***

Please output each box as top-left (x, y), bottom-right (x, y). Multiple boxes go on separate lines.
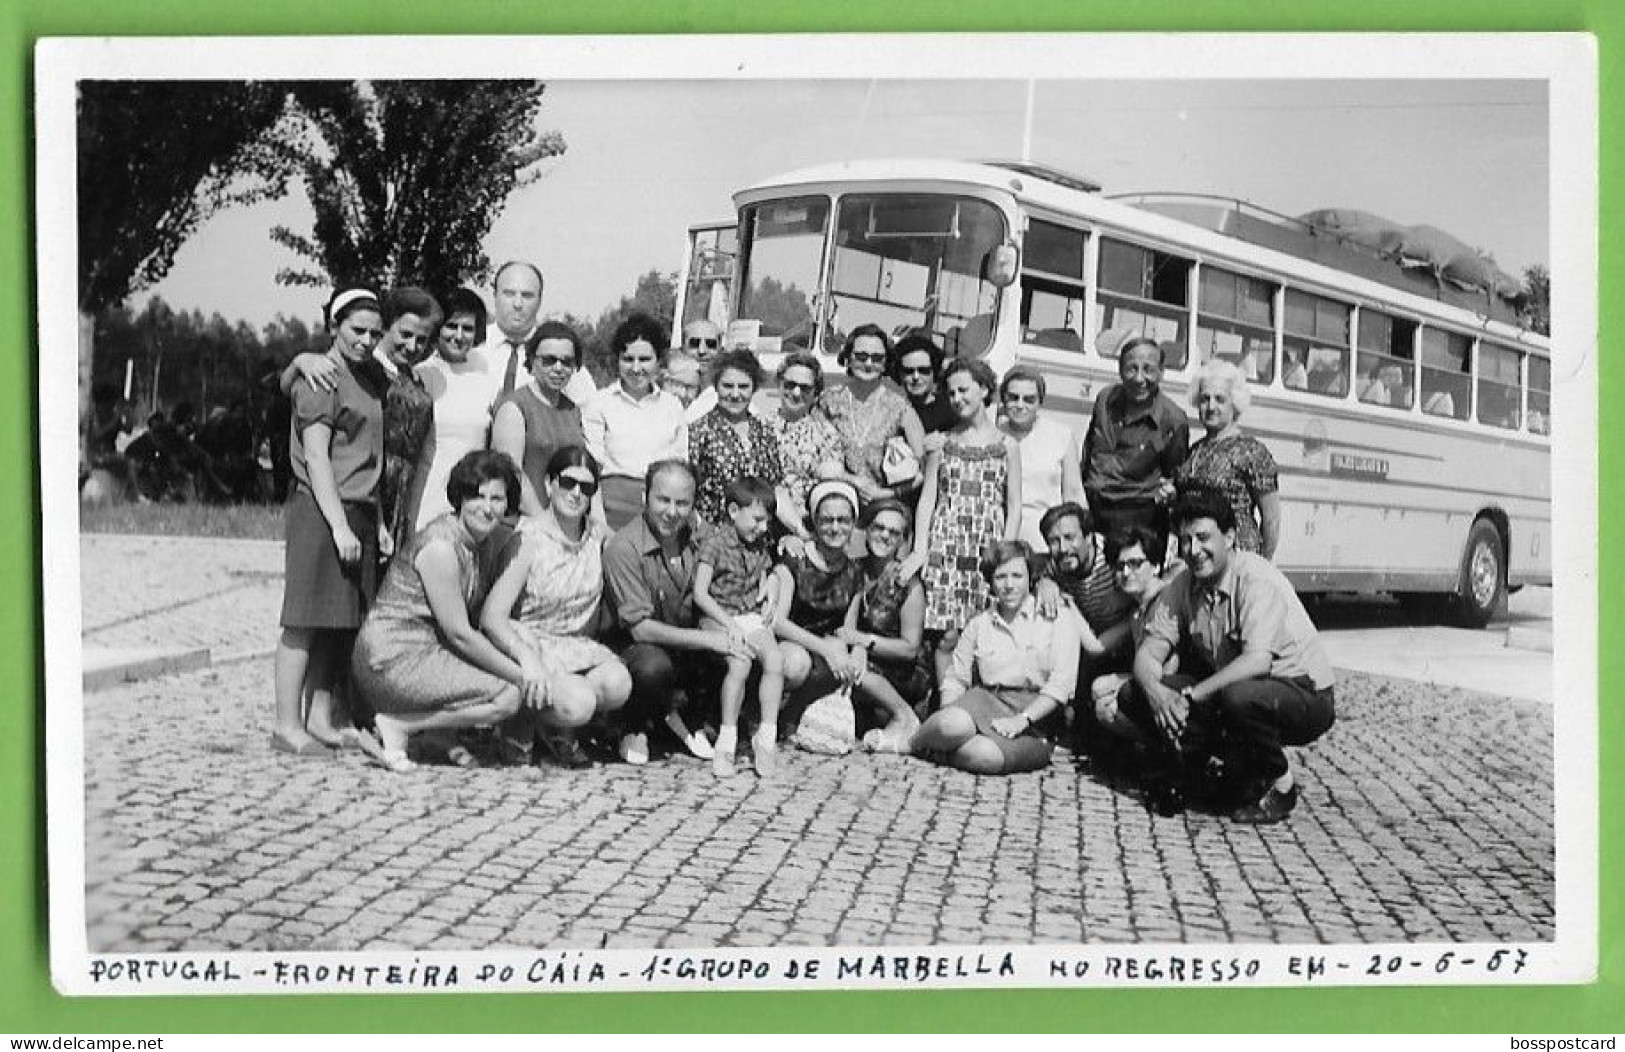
top-left (1423, 389), bottom-right (1457, 418)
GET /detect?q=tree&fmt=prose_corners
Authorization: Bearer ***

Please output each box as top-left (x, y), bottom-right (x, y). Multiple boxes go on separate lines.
top-left (76, 81), bottom-right (290, 470)
top-left (270, 80), bottom-right (565, 294)
top-left (1521, 263), bottom-right (1550, 336)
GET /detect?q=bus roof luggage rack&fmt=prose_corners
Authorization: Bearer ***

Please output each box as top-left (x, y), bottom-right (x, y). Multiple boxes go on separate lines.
top-left (982, 159), bottom-right (1103, 195)
top-left (1112, 192), bottom-right (1527, 328)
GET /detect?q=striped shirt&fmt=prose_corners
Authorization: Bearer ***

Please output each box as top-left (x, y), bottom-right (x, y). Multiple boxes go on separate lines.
top-left (1050, 542), bottom-right (1135, 635)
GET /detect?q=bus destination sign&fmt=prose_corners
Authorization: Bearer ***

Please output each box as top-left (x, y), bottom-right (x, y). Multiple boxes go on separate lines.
top-left (1330, 452), bottom-right (1390, 480)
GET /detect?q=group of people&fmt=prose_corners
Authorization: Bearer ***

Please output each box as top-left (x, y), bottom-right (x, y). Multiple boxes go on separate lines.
top-left (269, 262), bottom-right (1334, 825)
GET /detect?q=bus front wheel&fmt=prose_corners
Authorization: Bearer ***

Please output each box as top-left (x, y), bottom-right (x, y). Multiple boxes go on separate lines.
top-left (1456, 518), bottom-right (1507, 629)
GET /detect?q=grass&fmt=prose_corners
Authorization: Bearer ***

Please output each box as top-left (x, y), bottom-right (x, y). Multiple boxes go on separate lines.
top-left (80, 500), bottom-right (284, 540)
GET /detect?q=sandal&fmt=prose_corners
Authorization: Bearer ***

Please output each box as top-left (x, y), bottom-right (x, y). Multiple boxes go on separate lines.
top-left (445, 745), bottom-right (484, 770)
top-left (354, 729), bottom-right (417, 773)
top-left (270, 730), bottom-right (331, 758)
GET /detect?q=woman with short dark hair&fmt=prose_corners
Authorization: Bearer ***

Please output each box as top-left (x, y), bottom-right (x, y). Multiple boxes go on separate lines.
top-left (688, 349), bottom-right (784, 527)
top-left (583, 312), bottom-right (688, 528)
top-left (491, 319), bottom-right (588, 516)
top-left (818, 324), bottom-right (925, 505)
top-left (908, 540), bottom-right (1081, 775)
top-left (350, 449), bottom-right (544, 772)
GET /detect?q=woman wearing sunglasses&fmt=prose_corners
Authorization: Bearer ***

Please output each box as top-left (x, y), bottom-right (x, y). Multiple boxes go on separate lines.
top-left (481, 445), bottom-right (632, 769)
top-left (998, 365), bottom-right (1084, 551)
top-left (491, 320), bottom-right (588, 516)
top-left (818, 324), bottom-right (926, 505)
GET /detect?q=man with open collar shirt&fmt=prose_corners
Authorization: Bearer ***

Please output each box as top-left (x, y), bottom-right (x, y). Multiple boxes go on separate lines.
top-left (1083, 332), bottom-right (1190, 563)
top-left (1123, 484), bottom-right (1336, 823)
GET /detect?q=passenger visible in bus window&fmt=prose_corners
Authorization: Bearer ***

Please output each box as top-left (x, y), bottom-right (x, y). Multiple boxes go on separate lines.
top-left (1306, 347), bottom-right (1348, 396)
top-left (1423, 390), bottom-right (1458, 418)
top-left (1359, 363), bottom-right (1413, 409)
top-left (1283, 348), bottom-right (1309, 391)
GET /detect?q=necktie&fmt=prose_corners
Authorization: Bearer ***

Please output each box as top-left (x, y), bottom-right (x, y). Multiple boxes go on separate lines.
top-left (501, 340), bottom-right (521, 396)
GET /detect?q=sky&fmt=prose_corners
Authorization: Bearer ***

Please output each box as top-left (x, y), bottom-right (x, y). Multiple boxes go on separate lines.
top-left (141, 78), bottom-right (1548, 330)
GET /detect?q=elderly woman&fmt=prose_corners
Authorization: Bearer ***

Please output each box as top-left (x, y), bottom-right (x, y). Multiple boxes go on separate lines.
top-left (818, 324), bottom-right (926, 505)
top-left (350, 450), bottom-right (545, 772)
top-left (770, 351), bottom-right (846, 540)
top-left (583, 312), bottom-right (689, 528)
top-left (772, 482), bottom-right (882, 720)
top-left (658, 349), bottom-right (704, 414)
top-left (998, 365), bottom-right (1084, 550)
top-left (491, 319), bottom-right (588, 516)
top-left (1173, 358), bottom-right (1282, 557)
top-left (414, 287), bottom-right (502, 530)
top-left (890, 333), bottom-right (955, 436)
top-left (909, 540), bottom-right (1082, 775)
top-left (688, 349), bottom-right (784, 527)
top-left (481, 445), bottom-right (632, 768)
top-left (840, 497), bottom-right (931, 748)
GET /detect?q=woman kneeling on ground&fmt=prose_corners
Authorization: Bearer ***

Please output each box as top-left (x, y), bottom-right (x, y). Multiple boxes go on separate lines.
top-left (350, 450), bottom-right (546, 772)
top-left (480, 445), bottom-right (633, 768)
top-left (910, 539), bottom-right (1082, 775)
top-left (773, 481), bottom-right (920, 746)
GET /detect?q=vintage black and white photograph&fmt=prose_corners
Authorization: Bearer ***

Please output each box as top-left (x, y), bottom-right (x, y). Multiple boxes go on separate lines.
top-left (38, 34), bottom-right (1597, 993)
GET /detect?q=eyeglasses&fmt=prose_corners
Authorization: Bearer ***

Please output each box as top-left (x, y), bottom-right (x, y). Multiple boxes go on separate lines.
top-left (536, 354), bottom-right (576, 368)
top-left (686, 336), bottom-right (720, 350)
top-left (815, 515), bottom-right (854, 527)
top-left (850, 352), bottom-right (887, 366)
top-left (901, 365), bottom-right (935, 377)
top-left (553, 475), bottom-right (599, 498)
top-left (780, 379), bottom-right (814, 393)
top-left (866, 523), bottom-right (905, 537)
top-left (1003, 393), bottom-right (1041, 405)
top-left (1114, 556), bottom-right (1149, 573)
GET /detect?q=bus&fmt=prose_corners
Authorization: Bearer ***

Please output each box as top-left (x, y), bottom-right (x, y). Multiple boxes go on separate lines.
top-left (673, 159), bottom-right (1551, 627)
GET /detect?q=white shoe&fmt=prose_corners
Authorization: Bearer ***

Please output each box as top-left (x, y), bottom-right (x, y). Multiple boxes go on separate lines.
top-left (666, 712), bottom-right (714, 759)
top-left (618, 732), bottom-right (649, 766)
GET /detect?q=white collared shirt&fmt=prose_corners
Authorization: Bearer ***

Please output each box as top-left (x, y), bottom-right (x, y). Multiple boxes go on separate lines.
top-left (477, 329), bottom-right (535, 396)
top-left (581, 382), bottom-right (690, 479)
top-left (940, 596), bottom-right (1082, 708)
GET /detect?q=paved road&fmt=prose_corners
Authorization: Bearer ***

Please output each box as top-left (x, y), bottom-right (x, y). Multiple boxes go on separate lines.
top-left (79, 534), bottom-right (1555, 951)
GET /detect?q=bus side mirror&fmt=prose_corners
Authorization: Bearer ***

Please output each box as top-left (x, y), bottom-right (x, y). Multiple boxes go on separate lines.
top-left (987, 243), bottom-right (1019, 288)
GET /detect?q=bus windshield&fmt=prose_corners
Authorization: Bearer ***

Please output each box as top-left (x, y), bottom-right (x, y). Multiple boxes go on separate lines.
top-left (734, 192), bottom-right (1007, 358)
top-left (828, 194), bottom-right (1006, 358)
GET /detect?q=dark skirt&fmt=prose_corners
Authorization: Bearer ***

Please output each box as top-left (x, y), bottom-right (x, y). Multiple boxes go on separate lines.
top-left (280, 488), bottom-right (378, 629)
top-left (949, 686), bottom-right (1055, 772)
top-left (601, 475), bottom-right (644, 530)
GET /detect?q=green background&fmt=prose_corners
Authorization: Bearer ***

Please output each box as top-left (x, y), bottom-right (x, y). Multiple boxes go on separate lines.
top-left (2, 0), bottom-right (1615, 1034)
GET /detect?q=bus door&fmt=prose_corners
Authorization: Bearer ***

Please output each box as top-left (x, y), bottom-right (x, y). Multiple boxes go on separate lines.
top-left (674, 220), bottom-right (739, 341)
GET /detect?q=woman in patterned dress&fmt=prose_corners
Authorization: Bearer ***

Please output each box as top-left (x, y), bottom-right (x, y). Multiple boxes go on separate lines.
top-left (817, 325), bottom-right (926, 506)
top-left (769, 351), bottom-right (845, 542)
top-left (902, 357), bottom-right (1022, 685)
top-left (481, 444), bottom-right (632, 768)
top-left (1174, 359), bottom-right (1281, 557)
top-left (350, 450), bottom-right (546, 772)
top-left (688, 349), bottom-right (784, 527)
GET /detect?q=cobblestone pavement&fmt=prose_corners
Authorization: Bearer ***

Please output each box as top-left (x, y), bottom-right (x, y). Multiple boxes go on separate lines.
top-left (79, 535), bottom-right (1555, 951)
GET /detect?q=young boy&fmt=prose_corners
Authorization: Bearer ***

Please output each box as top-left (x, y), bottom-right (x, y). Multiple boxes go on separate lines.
top-left (693, 475), bottom-right (785, 778)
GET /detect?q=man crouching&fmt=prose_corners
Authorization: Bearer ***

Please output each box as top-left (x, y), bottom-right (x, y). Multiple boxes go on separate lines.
top-left (1123, 484), bottom-right (1335, 823)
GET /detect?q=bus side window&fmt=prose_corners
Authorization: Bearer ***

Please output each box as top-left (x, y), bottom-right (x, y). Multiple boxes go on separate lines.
top-left (1197, 265), bottom-right (1276, 384)
top-left (1284, 289), bottom-right (1351, 398)
top-left (1097, 237), bottom-right (1190, 369)
top-left (1356, 309), bottom-right (1416, 409)
top-left (1527, 356), bottom-right (1551, 435)
top-left (1420, 328), bottom-right (1472, 421)
top-left (1477, 342), bottom-right (1524, 430)
top-left (1020, 219), bottom-right (1088, 352)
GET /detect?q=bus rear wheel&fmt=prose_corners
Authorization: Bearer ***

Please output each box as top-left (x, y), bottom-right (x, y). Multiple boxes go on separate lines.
top-left (1456, 518), bottom-right (1506, 629)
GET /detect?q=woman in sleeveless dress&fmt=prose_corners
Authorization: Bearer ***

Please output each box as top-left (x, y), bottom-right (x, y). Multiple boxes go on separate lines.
top-left (350, 450), bottom-right (546, 772)
top-left (481, 445), bottom-right (632, 767)
top-left (902, 357), bottom-right (1022, 686)
top-left (491, 319), bottom-right (588, 516)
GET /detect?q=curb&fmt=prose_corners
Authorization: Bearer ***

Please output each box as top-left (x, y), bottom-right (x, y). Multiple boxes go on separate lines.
top-left (84, 646), bottom-right (212, 692)
top-left (1505, 625), bottom-right (1554, 653)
